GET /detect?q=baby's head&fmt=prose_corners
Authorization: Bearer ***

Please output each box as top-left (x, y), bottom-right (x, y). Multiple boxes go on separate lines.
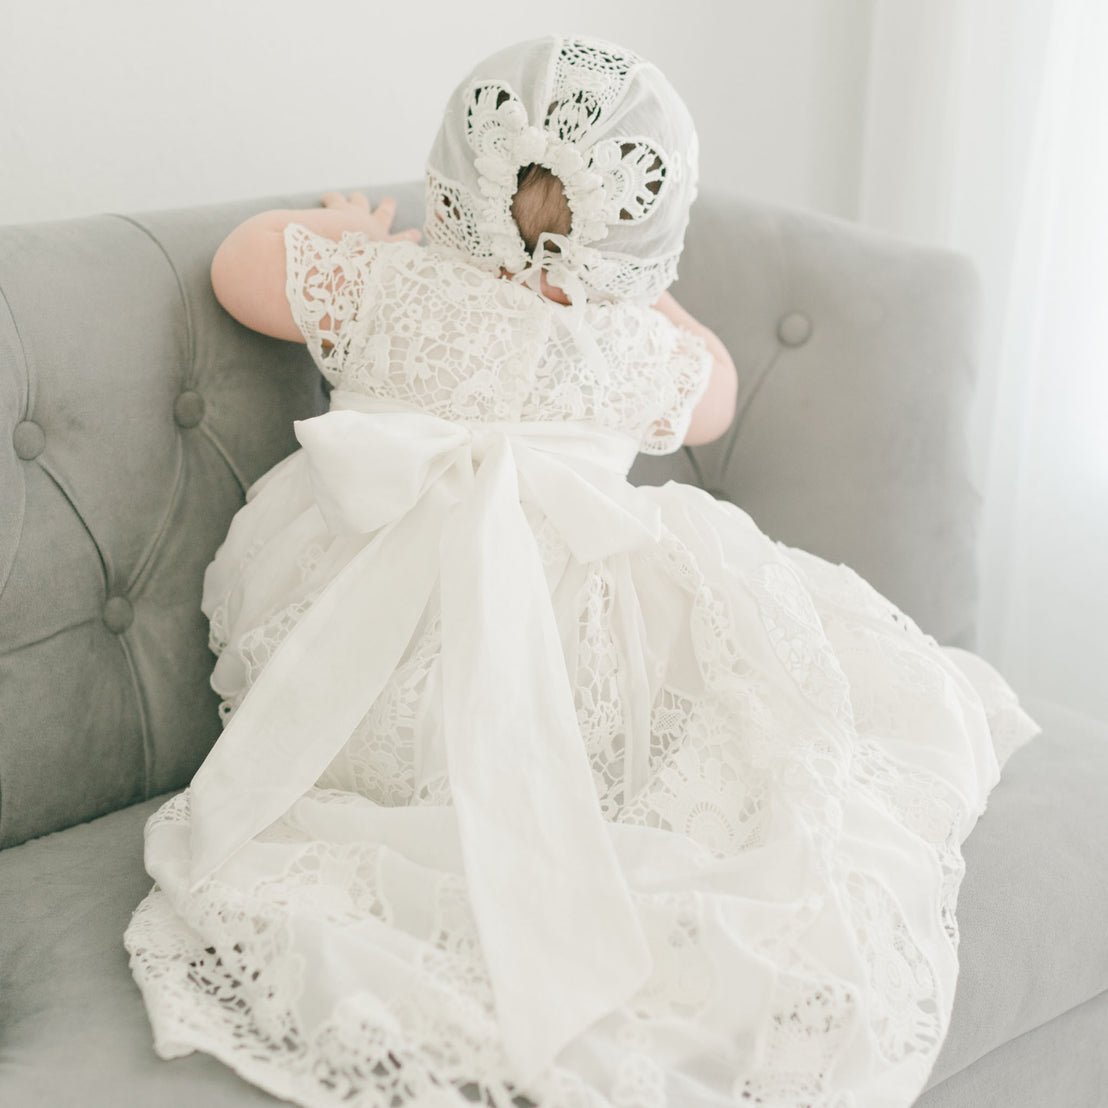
top-left (511, 164), bottom-right (572, 257)
top-left (424, 36), bottom-right (698, 306)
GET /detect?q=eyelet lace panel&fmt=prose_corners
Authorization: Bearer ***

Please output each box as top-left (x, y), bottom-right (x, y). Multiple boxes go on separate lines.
top-left (425, 172), bottom-right (496, 271)
top-left (547, 38), bottom-right (642, 142)
top-left (590, 138), bottom-right (668, 223)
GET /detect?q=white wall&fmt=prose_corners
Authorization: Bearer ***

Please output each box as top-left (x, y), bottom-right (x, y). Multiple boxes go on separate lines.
top-left (0, 0), bottom-right (873, 225)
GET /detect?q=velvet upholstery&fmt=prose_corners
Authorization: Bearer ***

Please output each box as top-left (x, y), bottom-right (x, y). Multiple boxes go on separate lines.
top-left (1, 186), bottom-right (1102, 1107)
top-left (0, 200), bottom-right (329, 847)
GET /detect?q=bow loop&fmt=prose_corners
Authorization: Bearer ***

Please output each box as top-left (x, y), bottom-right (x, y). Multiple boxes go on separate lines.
top-left (295, 410), bottom-right (471, 535)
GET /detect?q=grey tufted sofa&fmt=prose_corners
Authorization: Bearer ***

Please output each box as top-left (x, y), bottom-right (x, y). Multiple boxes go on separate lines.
top-left (1, 184), bottom-right (1106, 1107)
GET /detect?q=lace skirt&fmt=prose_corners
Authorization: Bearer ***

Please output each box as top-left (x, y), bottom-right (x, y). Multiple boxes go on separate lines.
top-left (124, 470), bottom-right (1036, 1108)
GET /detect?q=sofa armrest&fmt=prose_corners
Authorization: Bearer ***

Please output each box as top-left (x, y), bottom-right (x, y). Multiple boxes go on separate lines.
top-left (633, 190), bottom-right (983, 649)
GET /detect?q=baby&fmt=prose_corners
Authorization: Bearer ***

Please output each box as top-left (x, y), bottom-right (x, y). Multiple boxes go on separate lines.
top-left (126, 34), bottom-right (1035, 1108)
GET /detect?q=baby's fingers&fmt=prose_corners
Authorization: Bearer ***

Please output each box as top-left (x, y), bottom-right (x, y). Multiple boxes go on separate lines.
top-left (371, 196), bottom-right (398, 229)
top-left (320, 190), bottom-right (349, 209)
top-left (347, 192), bottom-right (370, 210)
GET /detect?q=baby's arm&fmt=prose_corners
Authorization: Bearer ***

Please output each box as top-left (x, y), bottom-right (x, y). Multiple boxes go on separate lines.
top-left (652, 293), bottom-right (738, 445)
top-left (210, 193), bottom-right (420, 342)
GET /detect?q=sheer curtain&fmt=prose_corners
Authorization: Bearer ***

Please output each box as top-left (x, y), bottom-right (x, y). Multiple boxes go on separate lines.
top-left (859, 0), bottom-right (1108, 724)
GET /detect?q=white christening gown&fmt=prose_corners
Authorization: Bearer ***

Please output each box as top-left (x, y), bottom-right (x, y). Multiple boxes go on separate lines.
top-left (124, 226), bottom-right (1038, 1108)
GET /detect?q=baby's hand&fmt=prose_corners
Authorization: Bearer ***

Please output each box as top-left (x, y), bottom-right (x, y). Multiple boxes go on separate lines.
top-left (320, 192), bottom-right (421, 243)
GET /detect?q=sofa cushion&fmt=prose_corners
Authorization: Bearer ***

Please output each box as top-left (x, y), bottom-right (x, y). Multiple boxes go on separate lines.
top-left (0, 795), bottom-right (281, 1106)
top-left (918, 989), bottom-right (1108, 1107)
top-left (0, 701), bottom-right (1104, 1106)
top-left (925, 696), bottom-right (1108, 1086)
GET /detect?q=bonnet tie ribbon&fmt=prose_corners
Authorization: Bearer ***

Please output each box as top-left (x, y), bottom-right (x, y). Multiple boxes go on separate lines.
top-left (512, 232), bottom-right (611, 383)
top-left (187, 392), bottom-right (658, 1080)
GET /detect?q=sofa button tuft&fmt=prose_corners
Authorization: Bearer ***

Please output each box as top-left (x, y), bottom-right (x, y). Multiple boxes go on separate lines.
top-left (174, 390), bottom-right (206, 428)
top-left (103, 596), bottom-right (134, 634)
top-left (13, 420), bottom-right (46, 460)
top-left (777, 312), bottom-right (812, 347)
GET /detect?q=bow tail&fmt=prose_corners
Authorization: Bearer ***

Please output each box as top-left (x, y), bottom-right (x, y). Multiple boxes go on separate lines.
top-left (439, 437), bottom-right (652, 1082)
top-left (188, 492), bottom-right (448, 888)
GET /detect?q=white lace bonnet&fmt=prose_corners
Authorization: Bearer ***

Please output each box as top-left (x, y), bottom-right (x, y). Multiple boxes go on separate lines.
top-left (423, 35), bottom-right (699, 306)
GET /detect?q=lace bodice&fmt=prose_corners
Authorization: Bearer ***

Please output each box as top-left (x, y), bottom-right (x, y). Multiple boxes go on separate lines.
top-left (284, 225), bottom-right (711, 455)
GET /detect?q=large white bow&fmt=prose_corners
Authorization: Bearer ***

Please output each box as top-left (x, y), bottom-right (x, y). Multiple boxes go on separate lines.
top-left (187, 392), bottom-right (661, 1079)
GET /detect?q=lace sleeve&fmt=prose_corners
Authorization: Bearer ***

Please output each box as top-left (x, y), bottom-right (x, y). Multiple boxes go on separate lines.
top-left (284, 223), bottom-right (383, 378)
top-left (638, 322), bottom-right (714, 456)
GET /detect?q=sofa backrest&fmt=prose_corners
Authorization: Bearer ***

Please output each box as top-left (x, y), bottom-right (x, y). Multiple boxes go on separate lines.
top-left (0, 183), bottom-right (982, 847)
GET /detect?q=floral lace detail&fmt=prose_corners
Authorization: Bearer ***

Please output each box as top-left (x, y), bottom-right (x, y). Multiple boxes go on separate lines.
top-left (844, 870), bottom-right (943, 1065)
top-left (549, 38), bottom-right (640, 137)
top-left (317, 613), bottom-right (440, 807)
top-left (284, 226), bottom-right (711, 454)
top-left (572, 565), bottom-right (628, 818)
top-left (125, 792), bottom-right (870, 1108)
top-left (748, 561), bottom-right (855, 731)
top-left (851, 738), bottom-right (967, 948)
top-left (736, 976), bottom-right (859, 1108)
top-left (424, 172), bottom-right (487, 265)
top-left (617, 530), bottom-right (832, 859)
